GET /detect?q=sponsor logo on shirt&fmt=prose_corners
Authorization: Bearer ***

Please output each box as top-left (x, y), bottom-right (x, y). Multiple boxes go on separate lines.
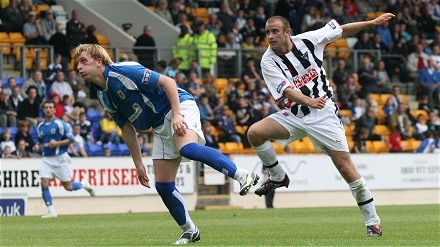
top-left (328, 21), bottom-right (336, 30)
top-left (142, 69), bottom-right (151, 84)
top-left (276, 81), bottom-right (286, 93)
top-left (292, 68), bottom-right (318, 88)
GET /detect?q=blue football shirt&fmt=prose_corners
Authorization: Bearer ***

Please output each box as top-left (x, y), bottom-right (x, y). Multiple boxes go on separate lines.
top-left (96, 62), bottom-right (194, 131)
top-left (37, 118), bottom-right (75, 156)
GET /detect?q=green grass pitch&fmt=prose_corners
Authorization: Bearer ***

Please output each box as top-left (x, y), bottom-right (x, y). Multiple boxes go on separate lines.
top-left (0, 204), bottom-right (438, 246)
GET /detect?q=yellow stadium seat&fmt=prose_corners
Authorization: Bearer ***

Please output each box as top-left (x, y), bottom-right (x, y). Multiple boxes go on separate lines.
top-left (344, 125), bottom-right (354, 136)
top-left (272, 142), bottom-right (284, 154)
top-left (235, 125), bottom-right (248, 136)
top-left (9, 32), bottom-right (25, 44)
top-left (214, 78), bottom-right (229, 91)
top-left (373, 141), bottom-right (390, 153)
top-left (290, 141), bottom-right (308, 153)
top-left (339, 109), bottom-right (352, 120)
top-left (379, 94), bottom-right (391, 106)
top-left (96, 34), bottom-right (110, 46)
top-left (0, 32), bottom-right (10, 55)
top-left (374, 125), bottom-right (391, 136)
top-left (36, 4), bottom-right (50, 15)
top-left (410, 110), bottom-right (429, 122)
top-left (366, 141), bottom-right (375, 153)
top-left (220, 142), bottom-right (244, 154)
top-left (376, 109), bottom-right (385, 124)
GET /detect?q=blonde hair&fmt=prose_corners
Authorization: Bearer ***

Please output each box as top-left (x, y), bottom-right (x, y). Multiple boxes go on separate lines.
top-left (74, 44), bottom-right (114, 66)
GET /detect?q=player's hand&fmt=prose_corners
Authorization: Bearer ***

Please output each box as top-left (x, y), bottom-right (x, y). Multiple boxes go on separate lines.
top-left (48, 139), bottom-right (57, 148)
top-left (173, 113), bottom-right (188, 136)
top-left (373, 13), bottom-right (395, 25)
top-left (32, 145), bottom-right (39, 153)
top-left (136, 164), bottom-right (150, 188)
top-left (309, 95), bottom-right (326, 109)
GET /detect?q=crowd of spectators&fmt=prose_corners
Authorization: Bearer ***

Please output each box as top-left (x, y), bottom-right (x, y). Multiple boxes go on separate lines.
top-left (1, 0), bottom-right (440, 157)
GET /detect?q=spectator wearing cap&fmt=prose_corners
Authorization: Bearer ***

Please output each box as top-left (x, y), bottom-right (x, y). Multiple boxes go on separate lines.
top-left (122, 23), bottom-right (136, 40)
top-left (40, 9), bottom-right (57, 41)
top-left (23, 11), bottom-right (47, 45)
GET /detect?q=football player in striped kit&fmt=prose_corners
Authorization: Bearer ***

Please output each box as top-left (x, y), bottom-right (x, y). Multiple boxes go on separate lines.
top-left (247, 13), bottom-right (395, 237)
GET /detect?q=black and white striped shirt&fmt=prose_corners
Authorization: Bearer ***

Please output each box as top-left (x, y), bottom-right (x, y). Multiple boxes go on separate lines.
top-left (261, 19), bottom-right (342, 117)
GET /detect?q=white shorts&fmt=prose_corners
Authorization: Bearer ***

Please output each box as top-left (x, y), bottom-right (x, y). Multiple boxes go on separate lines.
top-left (39, 152), bottom-right (73, 182)
top-left (152, 100), bottom-right (205, 159)
top-left (269, 100), bottom-right (349, 155)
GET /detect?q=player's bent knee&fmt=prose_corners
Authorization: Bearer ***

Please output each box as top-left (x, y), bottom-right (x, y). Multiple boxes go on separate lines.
top-left (247, 125), bottom-right (263, 144)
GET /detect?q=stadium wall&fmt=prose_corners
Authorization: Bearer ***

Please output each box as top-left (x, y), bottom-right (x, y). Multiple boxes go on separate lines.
top-left (57, 0), bottom-right (179, 49)
top-left (0, 154), bottom-right (438, 216)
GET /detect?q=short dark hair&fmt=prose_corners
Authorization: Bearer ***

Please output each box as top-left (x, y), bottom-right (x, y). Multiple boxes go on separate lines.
top-left (266, 16), bottom-right (291, 31)
top-left (43, 100), bottom-right (56, 108)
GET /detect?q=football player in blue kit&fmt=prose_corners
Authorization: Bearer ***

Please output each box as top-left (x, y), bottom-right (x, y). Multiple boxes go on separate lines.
top-left (74, 44), bottom-right (259, 244)
top-left (33, 100), bottom-right (95, 218)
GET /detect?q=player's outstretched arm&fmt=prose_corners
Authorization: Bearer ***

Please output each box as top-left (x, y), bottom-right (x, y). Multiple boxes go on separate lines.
top-left (121, 122), bottom-right (150, 188)
top-left (341, 13), bottom-right (395, 37)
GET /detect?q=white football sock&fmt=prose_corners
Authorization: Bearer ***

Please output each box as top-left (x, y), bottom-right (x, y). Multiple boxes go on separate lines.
top-left (349, 177), bottom-right (381, 226)
top-left (253, 141), bottom-right (285, 181)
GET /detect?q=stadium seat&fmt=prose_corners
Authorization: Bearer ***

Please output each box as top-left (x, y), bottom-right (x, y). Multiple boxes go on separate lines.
top-left (272, 142), bottom-right (284, 154)
top-left (87, 144), bottom-right (104, 156)
top-left (373, 141), bottom-right (390, 153)
top-left (374, 125), bottom-right (391, 137)
top-left (235, 125), bottom-right (248, 135)
top-left (365, 141), bottom-right (375, 153)
top-left (214, 78), bottom-right (229, 91)
top-left (103, 143), bottom-right (120, 156)
top-left (96, 34), bottom-right (110, 46)
top-left (344, 125), bottom-right (354, 136)
top-left (410, 110), bottom-right (429, 122)
top-left (118, 143), bottom-right (131, 156)
top-left (376, 109), bottom-right (385, 124)
top-left (7, 126), bottom-right (18, 136)
top-left (0, 32), bottom-right (11, 55)
top-left (87, 109), bottom-right (103, 122)
top-left (219, 142), bottom-right (243, 154)
top-left (339, 109), bottom-right (352, 120)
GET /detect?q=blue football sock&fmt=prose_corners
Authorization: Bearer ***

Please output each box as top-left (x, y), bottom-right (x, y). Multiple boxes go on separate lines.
top-left (71, 181), bottom-right (83, 191)
top-left (42, 187), bottom-right (52, 206)
top-left (180, 142), bottom-right (237, 178)
top-left (156, 182), bottom-right (188, 226)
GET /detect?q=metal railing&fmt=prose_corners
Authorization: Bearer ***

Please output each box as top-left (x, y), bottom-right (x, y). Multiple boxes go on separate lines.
top-left (1, 45), bottom-right (405, 81)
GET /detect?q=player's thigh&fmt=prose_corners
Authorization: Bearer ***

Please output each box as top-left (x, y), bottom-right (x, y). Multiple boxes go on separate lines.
top-left (248, 115), bottom-right (291, 141)
top-left (53, 153), bottom-right (73, 182)
top-left (152, 100), bottom-right (205, 159)
top-left (39, 158), bottom-right (55, 180)
top-left (174, 100), bottom-right (205, 150)
top-left (306, 107), bottom-right (349, 153)
top-left (153, 157), bottom-right (182, 182)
